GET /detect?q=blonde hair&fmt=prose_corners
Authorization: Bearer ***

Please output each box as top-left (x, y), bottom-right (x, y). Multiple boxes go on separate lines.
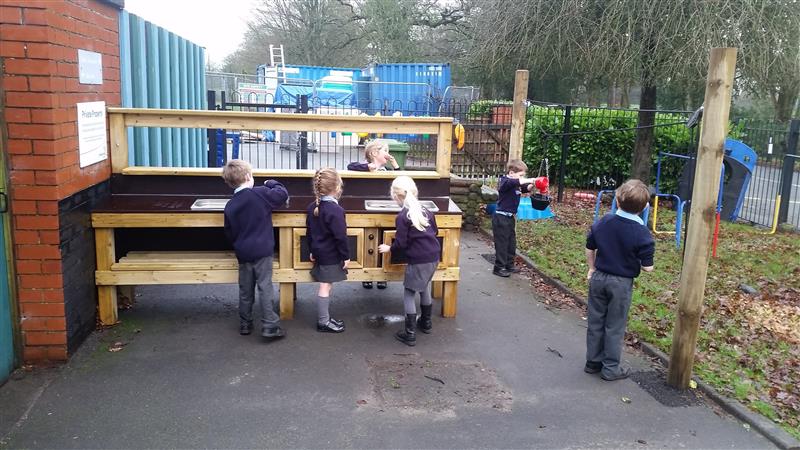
top-left (616, 179), bottom-right (650, 214)
top-left (364, 140), bottom-right (388, 163)
top-left (222, 159), bottom-right (252, 188)
top-left (390, 176), bottom-right (430, 231)
top-left (312, 167), bottom-right (343, 216)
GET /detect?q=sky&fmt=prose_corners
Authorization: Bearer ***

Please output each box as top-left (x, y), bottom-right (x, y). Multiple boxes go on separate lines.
top-left (124, 0), bottom-right (259, 66)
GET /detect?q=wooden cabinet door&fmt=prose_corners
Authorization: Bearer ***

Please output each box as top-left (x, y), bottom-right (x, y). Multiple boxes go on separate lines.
top-left (293, 228), bottom-right (364, 269)
top-left (381, 229), bottom-right (448, 272)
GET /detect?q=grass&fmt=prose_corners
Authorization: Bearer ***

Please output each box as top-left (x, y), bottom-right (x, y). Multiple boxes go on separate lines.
top-left (484, 194), bottom-right (800, 439)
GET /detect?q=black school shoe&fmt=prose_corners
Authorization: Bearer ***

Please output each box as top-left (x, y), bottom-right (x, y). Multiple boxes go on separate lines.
top-left (506, 266), bottom-right (521, 274)
top-left (317, 319), bottom-right (345, 333)
top-left (584, 361), bottom-right (602, 374)
top-left (493, 268), bottom-right (511, 277)
top-left (261, 327), bottom-right (286, 339)
top-left (362, 282), bottom-right (373, 289)
top-left (240, 321), bottom-right (253, 335)
top-left (377, 282), bottom-right (387, 289)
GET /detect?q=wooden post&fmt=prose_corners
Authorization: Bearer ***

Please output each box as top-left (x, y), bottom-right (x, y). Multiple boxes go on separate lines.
top-left (95, 228), bottom-right (118, 325)
top-left (508, 70), bottom-right (529, 161)
top-left (667, 48), bottom-right (737, 389)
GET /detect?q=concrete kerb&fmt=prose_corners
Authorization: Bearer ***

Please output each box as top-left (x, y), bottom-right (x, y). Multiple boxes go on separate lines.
top-left (479, 225), bottom-right (800, 450)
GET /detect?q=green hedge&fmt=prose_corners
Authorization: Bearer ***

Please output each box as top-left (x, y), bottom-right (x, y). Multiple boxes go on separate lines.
top-left (522, 106), bottom-right (743, 193)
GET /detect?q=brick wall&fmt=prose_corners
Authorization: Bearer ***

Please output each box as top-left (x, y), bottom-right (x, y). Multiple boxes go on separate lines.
top-left (0, 0), bottom-right (121, 362)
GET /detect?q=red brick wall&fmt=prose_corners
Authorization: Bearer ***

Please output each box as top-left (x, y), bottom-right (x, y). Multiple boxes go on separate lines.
top-left (0, 0), bottom-right (121, 363)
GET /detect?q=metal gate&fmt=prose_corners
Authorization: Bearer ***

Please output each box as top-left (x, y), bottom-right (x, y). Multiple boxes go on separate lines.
top-left (1, 157), bottom-right (15, 383)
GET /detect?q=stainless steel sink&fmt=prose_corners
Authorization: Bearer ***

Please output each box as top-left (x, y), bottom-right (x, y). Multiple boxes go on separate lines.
top-left (364, 199), bottom-right (439, 212)
top-left (190, 198), bottom-right (229, 211)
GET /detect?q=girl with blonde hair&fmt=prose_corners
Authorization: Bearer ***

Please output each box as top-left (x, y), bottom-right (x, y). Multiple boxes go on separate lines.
top-left (378, 176), bottom-right (440, 346)
top-left (306, 168), bottom-right (348, 333)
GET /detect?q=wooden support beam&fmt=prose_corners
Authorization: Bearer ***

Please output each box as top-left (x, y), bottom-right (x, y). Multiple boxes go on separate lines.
top-left (508, 70), bottom-right (529, 161)
top-left (667, 48), bottom-right (737, 389)
top-left (436, 121), bottom-right (453, 178)
top-left (108, 113), bottom-right (128, 174)
top-left (279, 227), bottom-right (294, 319)
top-left (94, 228), bottom-right (118, 325)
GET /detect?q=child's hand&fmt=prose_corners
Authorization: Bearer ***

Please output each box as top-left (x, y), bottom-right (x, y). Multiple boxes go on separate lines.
top-left (378, 244), bottom-right (391, 253)
top-left (343, 259), bottom-right (350, 269)
top-left (309, 253), bottom-right (315, 262)
top-left (587, 268), bottom-right (595, 280)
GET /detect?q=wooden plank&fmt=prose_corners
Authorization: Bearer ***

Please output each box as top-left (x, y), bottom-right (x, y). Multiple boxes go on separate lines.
top-left (509, 70), bottom-right (529, 161)
top-left (120, 166), bottom-right (442, 180)
top-left (436, 121), bottom-right (453, 178)
top-left (442, 281), bottom-right (458, 317)
top-left (432, 281), bottom-right (444, 299)
top-left (96, 267), bottom-right (460, 285)
top-left (94, 228), bottom-right (118, 325)
top-left (109, 113), bottom-right (128, 174)
top-left (668, 48), bottom-right (737, 389)
top-left (117, 111), bottom-right (442, 134)
top-left (277, 226), bottom-right (296, 317)
top-left (91, 212), bottom-right (463, 229)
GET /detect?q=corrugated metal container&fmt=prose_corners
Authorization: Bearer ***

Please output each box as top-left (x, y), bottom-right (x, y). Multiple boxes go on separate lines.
top-left (120, 11), bottom-right (207, 167)
top-left (257, 64), bottom-right (363, 84)
top-left (363, 63), bottom-right (451, 115)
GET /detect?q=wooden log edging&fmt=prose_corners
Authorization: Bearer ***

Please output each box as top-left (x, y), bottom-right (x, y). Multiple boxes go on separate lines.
top-left (477, 225), bottom-right (800, 450)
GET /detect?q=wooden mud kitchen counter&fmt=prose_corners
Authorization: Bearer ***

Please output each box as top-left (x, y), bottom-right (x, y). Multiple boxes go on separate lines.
top-left (93, 108), bottom-right (462, 325)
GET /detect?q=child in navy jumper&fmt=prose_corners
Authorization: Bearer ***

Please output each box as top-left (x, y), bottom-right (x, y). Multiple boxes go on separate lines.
top-left (222, 160), bottom-right (289, 339)
top-left (306, 168), bottom-right (348, 333)
top-left (492, 159), bottom-right (534, 277)
top-left (585, 179), bottom-right (655, 380)
top-left (346, 140), bottom-right (400, 172)
top-left (348, 140), bottom-right (397, 290)
top-left (378, 176), bottom-right (440, 346)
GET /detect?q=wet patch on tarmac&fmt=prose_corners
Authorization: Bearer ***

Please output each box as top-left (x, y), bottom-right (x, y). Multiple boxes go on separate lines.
top-left (630, 370), bottom-right (703, 407)
top-left (367, 355), bottom-right (512, 414)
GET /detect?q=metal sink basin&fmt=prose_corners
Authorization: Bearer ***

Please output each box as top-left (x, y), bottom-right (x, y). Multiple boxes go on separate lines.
top-left (364, 199), bottom-right (439, 212)
top-left (190, 198), bottom-right (229, 211)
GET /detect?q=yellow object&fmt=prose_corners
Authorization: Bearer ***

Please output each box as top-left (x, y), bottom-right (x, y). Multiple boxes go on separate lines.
top-left (357, 132), bottom-right (369, 139)
top-left (454, 123), bottom-right (465, 150)
top-left (769, 195), bottom-right (781, 234)
top-left (651, 196), bottom-right (676, 235)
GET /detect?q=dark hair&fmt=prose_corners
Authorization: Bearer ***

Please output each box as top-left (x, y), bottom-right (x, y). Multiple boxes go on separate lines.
top-left (615, 179), bottom-right (650, 214)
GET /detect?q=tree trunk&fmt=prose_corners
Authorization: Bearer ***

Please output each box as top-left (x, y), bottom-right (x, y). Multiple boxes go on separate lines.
top-left (775, 83), bottom-right (799, 122)
top-left (607, 81), bottom-right (616, 107)
top-left (632, 81), bottom-right (657, 183)
top-left (621, 83), bottom-right (630, 108)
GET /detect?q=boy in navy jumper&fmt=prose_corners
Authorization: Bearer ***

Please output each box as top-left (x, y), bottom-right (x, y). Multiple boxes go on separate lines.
top-left (585, 179), bottom-right (655, 380)
top-left (492, 159), bottom-right (534, 277)
top-left (222, 160), bottom-right (289, 339)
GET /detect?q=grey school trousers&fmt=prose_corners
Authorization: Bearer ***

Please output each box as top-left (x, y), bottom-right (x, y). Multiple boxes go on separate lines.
top-left (586, 270), bottom-right (634, 377)
top-left (238, 256), bottom-right (280, 328)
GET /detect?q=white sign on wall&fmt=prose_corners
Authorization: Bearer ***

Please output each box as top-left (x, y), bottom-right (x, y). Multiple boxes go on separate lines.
top-left (78, 49), bottom-right (102, 84)
top-left (77, 101), bottom-right (108, 168)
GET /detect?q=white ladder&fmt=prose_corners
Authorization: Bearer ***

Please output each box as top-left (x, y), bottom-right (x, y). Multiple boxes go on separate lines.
top-left (269, 44), bottom-right (287, 83)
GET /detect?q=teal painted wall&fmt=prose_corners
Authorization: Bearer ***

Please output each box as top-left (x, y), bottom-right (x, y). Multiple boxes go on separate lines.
top-left (119, 11), bottom-right (207, 167)
top-left (0, 212), bottom-right (14, 383)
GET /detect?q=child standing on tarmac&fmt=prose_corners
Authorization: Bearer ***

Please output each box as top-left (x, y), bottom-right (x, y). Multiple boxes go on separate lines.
top-left (222, 159), bottom-right (289, 339)
top-left (348, 140), bottom-right (398, 290)
top-left (307, 168), bottom-right (348, 333)
top-left (492, 159), bottom-right (534, 277)
top-left (585, 179), bottom-right (655, 380)
top-left (378, 176), bottom-right (440, 347)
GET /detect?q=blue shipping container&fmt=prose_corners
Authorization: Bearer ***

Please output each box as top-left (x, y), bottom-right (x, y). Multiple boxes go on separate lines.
top-left (257, 64), bottom-right (363, 85)
top-left (363, 63), bottom-right (451, 116)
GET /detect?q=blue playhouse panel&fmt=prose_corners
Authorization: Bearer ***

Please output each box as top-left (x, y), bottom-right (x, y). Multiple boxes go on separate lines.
top-left (724, 138), bottom-right (757, 221)
top-left (517, 197), bottom-right (554, 221)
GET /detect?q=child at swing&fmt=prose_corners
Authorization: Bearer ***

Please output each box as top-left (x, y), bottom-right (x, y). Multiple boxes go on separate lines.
top-left (492, 159), bottom-right (535, 277)
top-left (585, 179), bottom-right (654, 380)
top-left (348, 140), bottom-right (399, 289)
top-left (378, 176), bottom-right (440, 346)
top-left (306, 168), bottom-right (348, 333)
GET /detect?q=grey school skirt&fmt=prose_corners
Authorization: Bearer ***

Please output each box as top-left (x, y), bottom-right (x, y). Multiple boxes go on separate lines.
top-left (311, 263), bottom-right (348, 283)
top-left (404, 261), bottom-right (438, 292)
